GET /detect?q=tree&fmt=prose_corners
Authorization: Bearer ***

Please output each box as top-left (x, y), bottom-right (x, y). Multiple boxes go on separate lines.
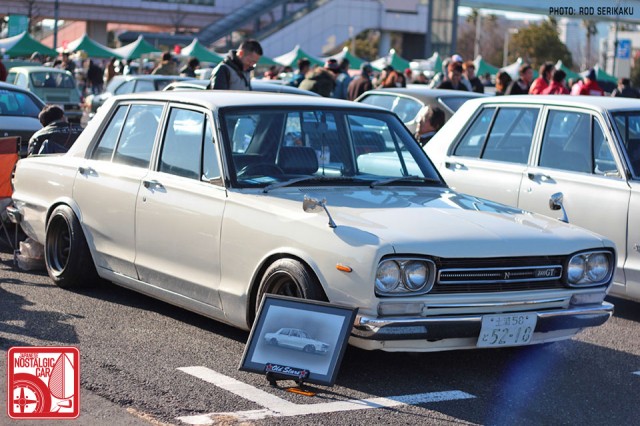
top-left (457, 12), bottom-right (504, 66)
top-left (630, 55), bottom-right (640, 89)
top-left (510, 19), bottom-right (573, 69)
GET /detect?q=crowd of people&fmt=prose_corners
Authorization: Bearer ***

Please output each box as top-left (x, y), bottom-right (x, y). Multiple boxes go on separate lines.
top-left (4, 42), bottom-right (640, 156)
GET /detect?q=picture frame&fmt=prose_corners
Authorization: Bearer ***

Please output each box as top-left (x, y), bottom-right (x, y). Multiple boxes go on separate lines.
top-left (239, 295), bottom-right (358, 387)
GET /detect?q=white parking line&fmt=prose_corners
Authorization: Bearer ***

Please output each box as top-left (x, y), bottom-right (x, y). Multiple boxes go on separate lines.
top-left (177, 366), bottom-right (475, 424)
top-left (634, 371), bottom-right (640, 376)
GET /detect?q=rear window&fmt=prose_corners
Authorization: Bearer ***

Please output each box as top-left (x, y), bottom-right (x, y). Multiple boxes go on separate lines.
top-left (30, 71), bottom-right (76, 89)
top-left (0, 89), bottom-right (42, 117)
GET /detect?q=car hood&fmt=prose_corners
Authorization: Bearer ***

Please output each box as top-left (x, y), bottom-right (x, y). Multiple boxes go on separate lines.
top-left (252, 187), bottom-right (611, 257)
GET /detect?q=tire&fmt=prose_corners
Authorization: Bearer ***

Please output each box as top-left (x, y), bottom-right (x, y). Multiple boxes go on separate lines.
top-left (270, 338), bottom-right (278, 346)
top-left (303, 345), bottom-right (315, 354)
top-left (11, 373), bottom-right (52, 414)
top-left (45, 205), bottom-right (98, 289)
top-left (256, 259), bottom-right (327, 315)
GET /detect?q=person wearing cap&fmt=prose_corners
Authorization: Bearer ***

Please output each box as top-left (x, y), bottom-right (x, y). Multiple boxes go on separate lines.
top-left (299, 60), bottom-right (338, 97)
top-left (347, 62), bottom-right (374, 100)
top-left (437, 62), bottom-right (468, 91)
top-left (570, 68), bottom-right (604, 96)
top-left (505, 63), bottom-right (534, 95)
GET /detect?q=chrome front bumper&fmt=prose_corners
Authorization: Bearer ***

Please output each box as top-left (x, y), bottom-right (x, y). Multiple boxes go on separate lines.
top-left (352, 302), bottom-right (614, 341)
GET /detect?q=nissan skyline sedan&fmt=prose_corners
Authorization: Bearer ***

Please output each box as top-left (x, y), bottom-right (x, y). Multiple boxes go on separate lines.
top-left (264, 328), bottom-right (330, 354)
top-left (425, 95), bottom-right (640, 303)
top-left (10, 91), bottom-right (615, 352)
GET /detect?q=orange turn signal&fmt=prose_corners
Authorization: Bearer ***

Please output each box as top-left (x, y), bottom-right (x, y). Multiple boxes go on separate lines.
top-left (336, 264), bottom-right (352, 273)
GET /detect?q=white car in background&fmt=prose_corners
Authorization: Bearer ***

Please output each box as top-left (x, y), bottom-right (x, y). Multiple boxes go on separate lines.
top-left (426, 95), bottom-right (640, 302)
top-left (264, 328), bottom-right (330, 354)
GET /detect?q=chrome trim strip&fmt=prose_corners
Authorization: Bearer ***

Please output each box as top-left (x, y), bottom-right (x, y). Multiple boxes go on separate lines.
top-left (416, 297), bottom-right (570, 309)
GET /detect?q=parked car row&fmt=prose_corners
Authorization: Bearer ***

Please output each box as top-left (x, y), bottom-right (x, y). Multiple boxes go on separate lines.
top-left (9, 90), bottom-right (616, 353)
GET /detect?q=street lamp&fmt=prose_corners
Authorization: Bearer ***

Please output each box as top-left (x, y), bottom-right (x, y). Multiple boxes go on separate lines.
top-left (503, 28), bottom-right (519, 67)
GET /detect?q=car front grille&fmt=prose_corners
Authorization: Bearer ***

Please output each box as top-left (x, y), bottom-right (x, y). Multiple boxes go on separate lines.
top-left (431, 256), bottom-right (567, 294)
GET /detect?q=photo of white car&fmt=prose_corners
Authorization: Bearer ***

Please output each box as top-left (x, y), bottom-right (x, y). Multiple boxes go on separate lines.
top-left (264, 328), bottom-right (330, 354)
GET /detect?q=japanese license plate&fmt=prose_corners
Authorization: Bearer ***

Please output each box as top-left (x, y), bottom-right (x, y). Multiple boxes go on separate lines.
top-left (477, 313), bottom-right (537, 347)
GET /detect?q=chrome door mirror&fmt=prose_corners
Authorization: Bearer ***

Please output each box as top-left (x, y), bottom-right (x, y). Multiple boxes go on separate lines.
top-left (303, 195), bottom-right (336, 228)
top-left (549, 192), bottom-right (569, 223)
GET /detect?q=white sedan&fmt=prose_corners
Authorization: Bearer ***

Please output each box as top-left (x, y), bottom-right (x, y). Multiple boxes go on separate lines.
top-left (425, 95), bottom-right (640, 303)
top-left (10, 91), bottom-right (615, 352)
top-left (264, 328), bottom-right (330, 354)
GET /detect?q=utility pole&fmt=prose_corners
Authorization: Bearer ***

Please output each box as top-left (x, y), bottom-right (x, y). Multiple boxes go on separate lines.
top-left (53, 0), bottom-right (59, 50)
top-left (474, 12), bottom-right (481, 59)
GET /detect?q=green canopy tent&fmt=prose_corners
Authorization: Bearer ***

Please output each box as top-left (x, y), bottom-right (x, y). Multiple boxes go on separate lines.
top-left (554, 60), bottom-right (580, 81)
top-left (323, 47), bottom-right (367, 70)
top-left (0, 31), bottom-right (57, 58)
top-left (273, 45), bottom-right (323, 68)
top-left (474, 55), bottom-right (500, 78)
top-left (180, 38), bottom-right (223, 64)
top-left (257, 55), bottom-right (279, 66)
top-left (428, 52), bottom-right (443, 74)
top-left (60, 34), bottom-right (121, 59)
top-left (371, 49), bottom-right (411, 72)
top-left (113, 35), bottom-right (161, 60)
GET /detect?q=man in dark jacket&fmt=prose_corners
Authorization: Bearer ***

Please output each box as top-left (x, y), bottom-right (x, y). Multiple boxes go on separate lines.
top-left (505, 64), bottom-right (533, 95)
top-left (209, 40), bottom-right (263, 91)
top-left (299, 61), bottom-right (337, 97)
top-left (179, 57), bottom-right (200, 78)
top-left (347, 63), bottom-right (373, 100)
top-left (28, 105), bottom-right (83, 156)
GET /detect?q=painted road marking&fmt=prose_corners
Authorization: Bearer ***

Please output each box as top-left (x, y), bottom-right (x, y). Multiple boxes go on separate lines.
top-left (177, 366), bottom-right (475, 424)
top-left (634, 371), bottom-right (640, 376)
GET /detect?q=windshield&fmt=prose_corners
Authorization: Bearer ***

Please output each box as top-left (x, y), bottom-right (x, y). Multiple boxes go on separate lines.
top-left (220, 107), bottom-right (443, 189)
top-left (611, 111), bottom-right (640, 176)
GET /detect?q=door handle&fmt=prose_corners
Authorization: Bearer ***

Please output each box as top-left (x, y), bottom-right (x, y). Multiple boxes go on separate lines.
top-left (527, 172), bottom-right (552, 181)
top-left (143, 179), bottom-right (164, 190)
top-left (78, 166), bottom-right (96, 176)
top-left (445, 161), bottom-right (465, 170)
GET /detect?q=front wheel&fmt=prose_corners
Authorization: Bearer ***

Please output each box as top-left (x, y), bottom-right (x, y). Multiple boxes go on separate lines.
top-left (45, 205), bottom-right (98, 289)
top-left (255, 259), bottom-right (327, 316)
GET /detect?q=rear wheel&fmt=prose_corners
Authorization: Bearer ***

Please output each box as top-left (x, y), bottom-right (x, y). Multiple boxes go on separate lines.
top-left (45, 205), bottom-right (97, 289)
top-left (255, 258), bottom-right (326, 315)
top-left (303, 345), bottom-right (315, 354)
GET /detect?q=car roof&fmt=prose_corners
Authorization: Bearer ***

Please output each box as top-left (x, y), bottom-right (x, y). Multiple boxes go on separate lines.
top-left (164, 79), bottom-right (320, 96)
top-left (112, 74), bottom-right (193, 82)
top-left (8, 66), bottom-right (72, 74)
top-left (464, 94), bottom-right (640, 112)
top-left (111, 90), bottom-right (386, 111)
top-left (358, 86), bottom-right (488, 102)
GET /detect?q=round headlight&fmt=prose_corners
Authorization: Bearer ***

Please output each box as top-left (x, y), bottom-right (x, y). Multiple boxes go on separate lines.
top-left (403, 262), bottom-right (428, 291)
top-left (376, 260), bottom-right (400, 292)
top-left (586, 253), bottom-right (609, 282)
top-left (568, 256), bottom-right (586, 283)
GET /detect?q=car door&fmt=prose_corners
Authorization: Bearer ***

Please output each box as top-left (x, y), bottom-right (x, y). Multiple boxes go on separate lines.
top-left (438, 106), bottom-right (540, 207)
top-left (73, 102), bottom-right (164, 278)
top-left (134, 105), bottom-right (226, 309)
top-left (518, 108), bottom-right (631, 288)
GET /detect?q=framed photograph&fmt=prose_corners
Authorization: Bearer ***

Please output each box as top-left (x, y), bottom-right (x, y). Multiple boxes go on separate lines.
top-left (239, 295), bottom-right (358, 387)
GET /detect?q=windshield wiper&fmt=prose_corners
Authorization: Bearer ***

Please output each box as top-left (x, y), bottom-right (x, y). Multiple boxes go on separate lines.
top-left (263, 176), bottom-right (365, 193)
top-left (369, 175), bottom-right (441, 188)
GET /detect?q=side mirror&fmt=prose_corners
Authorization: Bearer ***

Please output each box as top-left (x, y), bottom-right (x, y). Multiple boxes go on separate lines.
top-left (549, 192), bottom-right (569, 223)
top-left (303, 195), bottom-right (336, 228)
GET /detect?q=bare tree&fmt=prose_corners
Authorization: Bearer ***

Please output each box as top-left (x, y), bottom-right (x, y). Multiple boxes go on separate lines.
top-left (20, 0), bottom-right (41, 35)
